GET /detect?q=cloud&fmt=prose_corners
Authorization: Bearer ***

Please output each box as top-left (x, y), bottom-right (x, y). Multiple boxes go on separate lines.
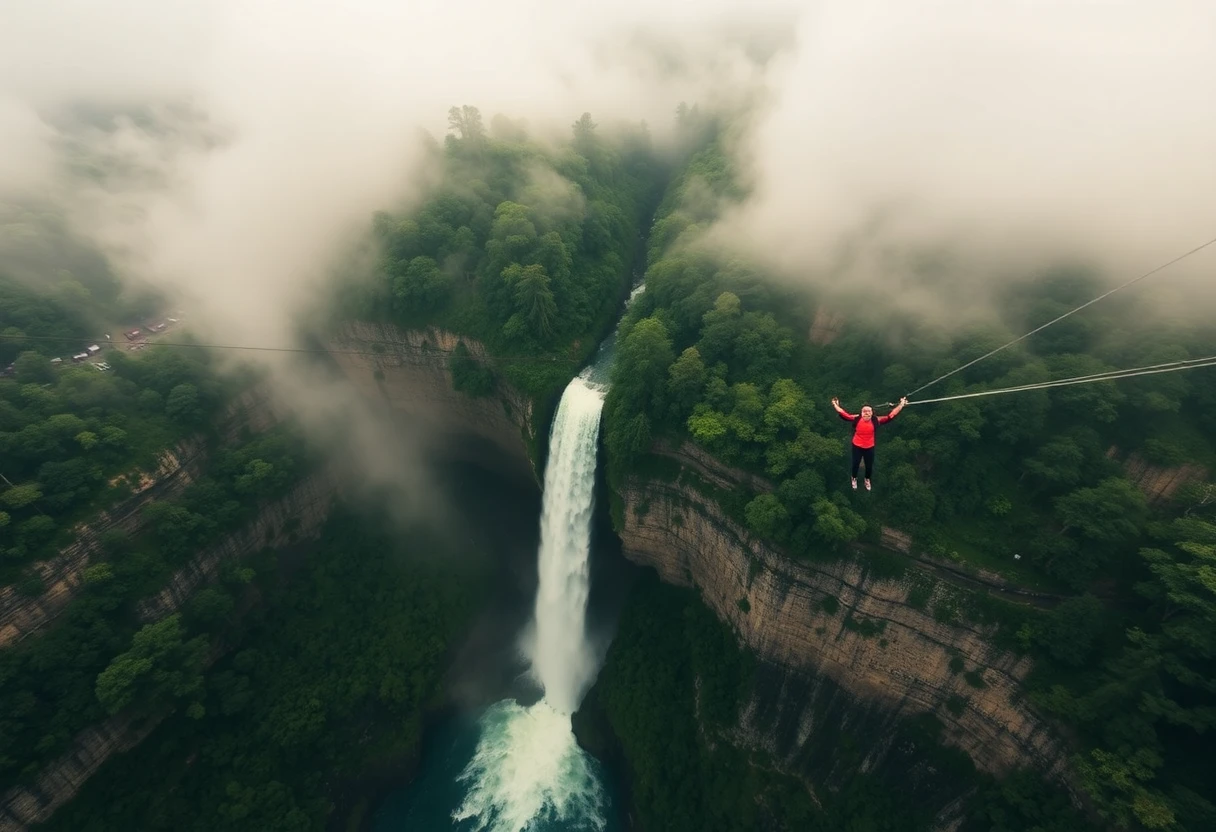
top-left (712, 0), bottom-right (1216, 326)
top-left (0, 0), bottom-right (797, 523)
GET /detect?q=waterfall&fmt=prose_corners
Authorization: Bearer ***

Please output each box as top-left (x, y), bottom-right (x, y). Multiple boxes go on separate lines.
top-left (530, 376), bottom-right (604, 714)
top-left (452, 374), bottom-right (609, 832)
top-left (452, 284), bottom-right (643, 832)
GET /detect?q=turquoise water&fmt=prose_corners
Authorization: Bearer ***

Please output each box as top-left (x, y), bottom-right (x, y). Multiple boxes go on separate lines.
top-left (370, 705), bottom-right (623, 832)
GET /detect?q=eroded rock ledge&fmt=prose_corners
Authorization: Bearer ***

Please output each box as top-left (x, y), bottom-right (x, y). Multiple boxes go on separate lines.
top-left (329, 322), bottom-right (536, 479)
top-left (618, 476), bottom-right (1065, 782)
top-left (0, 385), bottom-right (284, 648)
top-left (0, 472), bottom-right (338, 832)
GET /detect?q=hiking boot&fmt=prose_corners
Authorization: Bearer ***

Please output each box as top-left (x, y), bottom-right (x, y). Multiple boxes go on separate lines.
top-left (851, 477), bottom-right (858, 490)
top-left (865, 479), bottom-right (872, 491)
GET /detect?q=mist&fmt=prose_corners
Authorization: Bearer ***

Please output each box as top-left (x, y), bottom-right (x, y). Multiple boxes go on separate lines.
top-left (6, 1), bottom-right (1215, 518)
top-left (0, 0), bottom-right (794, 524)
top-left (712, 0), bottom-right (1216, 328)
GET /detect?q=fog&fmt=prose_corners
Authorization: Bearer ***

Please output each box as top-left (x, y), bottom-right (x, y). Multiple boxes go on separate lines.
top-left (713, 0), bottom-right (1216, 326)
top-left (0, 0), bottom-right (793, 524)
top-left (3, 0), bottom-right (1216, 519)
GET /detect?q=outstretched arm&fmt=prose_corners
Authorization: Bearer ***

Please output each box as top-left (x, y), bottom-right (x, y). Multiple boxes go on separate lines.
top-left (831, 397), bottom-right (855, 420)
top-left (879, 397), bottom-right (909, 423)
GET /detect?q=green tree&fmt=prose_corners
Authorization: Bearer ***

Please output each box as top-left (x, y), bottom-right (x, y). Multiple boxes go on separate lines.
top-left (1055, 478), bottom-right (1147, 543)
top-left (1, 483), bottom-right (42, 510)
top-left (613, 317), bottom-right (674, 415)
top-left (165, 383), bottom-right (201, 422)
top-left (667, 347), bottom-right (707, 423)
top-left (13, 351), bottom-right (55, 385)
top-left (812, 497), bottom-right (867, 547)
top-left (745, 493), bottom-right (790, 542)
top-left (95, 615), bottom-right (207, 715)
top-left (392, 255), bottom-right (452, 312)
top-left (1036, 594), bottom-right (1104, 666)
top-left (505, 263), bottom-right (558, 341)
top-left (447, 104), bottom-right (486, 144)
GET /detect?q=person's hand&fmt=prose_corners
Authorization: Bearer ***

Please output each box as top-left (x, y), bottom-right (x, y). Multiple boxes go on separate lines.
top-left (831, 397), bottom-right (840, 408)
top-left (899, 396), bottom-right (908, 406)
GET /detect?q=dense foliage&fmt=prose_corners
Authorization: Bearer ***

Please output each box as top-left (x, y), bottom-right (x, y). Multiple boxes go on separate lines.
top-left (0, 424), bottom-right (313, 790)
top-left (344, 106), bottom-right (661, 402)
top-left (602, 135), bottom-right (1216, 829)
top-left (1, 276), bottom-right (230, 582)
top-left (38, 512), bottom-right (486, 832)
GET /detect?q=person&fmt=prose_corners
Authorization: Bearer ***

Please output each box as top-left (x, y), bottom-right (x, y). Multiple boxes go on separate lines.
top-left (831, 396), bottom-right (907, 491)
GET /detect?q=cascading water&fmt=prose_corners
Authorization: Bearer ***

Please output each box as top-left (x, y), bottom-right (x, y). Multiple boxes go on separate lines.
top-left (529, 376), bottom-right (607, 714)
top-left (452, 374), bottom-right (610, 831)
top-left (375, 285), bottom-right (644, 832)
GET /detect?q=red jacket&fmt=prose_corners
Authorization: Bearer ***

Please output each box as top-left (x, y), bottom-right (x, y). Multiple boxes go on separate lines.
top-left (838, 410), bottom-right (893, 449)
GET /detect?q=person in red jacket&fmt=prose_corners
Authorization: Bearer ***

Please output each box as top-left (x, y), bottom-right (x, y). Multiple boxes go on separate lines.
top-left (831, 396), bottom-right (907, 491)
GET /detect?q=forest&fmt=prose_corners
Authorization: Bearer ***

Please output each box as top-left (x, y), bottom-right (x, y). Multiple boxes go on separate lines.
top-left (338, 105), bottom-right (663, 407)
top-left (32, 511), bottom-right (488, 832)
top-left (1, 265), bottom-right (235, 585)
top-left (4, 98), bottom-right (1214, 832)
top-left (600, 131), bottom-right (1216, 830)
top-left (0, 106), bottom-right (664, 831)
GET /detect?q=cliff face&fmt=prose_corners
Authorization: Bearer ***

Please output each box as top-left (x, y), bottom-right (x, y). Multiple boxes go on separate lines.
top-left (0, 475), bottom-right (336, 832)
top-left (0, 386), bottom-right (284, 648)
top-left (136, 471), bottom-right (335, 621)
top-left (617, 473), bottom-right (1065, 789)
top-left (0, 713), bottom-right (163, 832)
top-left (1, 326), bottom-right (539, 832)
top-left (329, 322), bottom-right (536, 478)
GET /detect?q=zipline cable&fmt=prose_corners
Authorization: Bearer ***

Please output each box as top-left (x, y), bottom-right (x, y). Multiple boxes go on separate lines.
top-left (905, 354), bottom-right (1216, 406)
top-left (912, 354), bottom-right (1216, 400)
top-left (904, 234), bottom-right (1216, 400)
top-left (867, 354), bottom-right (1216, 409)
top-left (952, 354), bottom-right (1216, 394)
top-left (0, 334), bottom-right (575, 365)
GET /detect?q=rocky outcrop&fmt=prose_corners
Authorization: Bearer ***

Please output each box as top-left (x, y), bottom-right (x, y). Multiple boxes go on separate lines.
top-left (0, 385), bottom-right (284, 648)
top-left (1122, 452), bottom-right (1208, 504)
top-left (651, 438), bottom-right (774, 493)
top-left (328, 322), bottom-right (536, 478)
top-left (618, 477), bottom-right (1065, 781)
top-left (808, 306), bottom-right (845, 345)
top-left (137, 471), bottom-right (335, 621)
top-left (0, 714), bottom-right (164, 832)
top-left (0, 473), bottom-right (337, 832)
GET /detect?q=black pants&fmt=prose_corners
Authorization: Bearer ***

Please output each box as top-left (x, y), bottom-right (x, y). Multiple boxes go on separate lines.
top-left (851, 445), bottom-right (875, 480)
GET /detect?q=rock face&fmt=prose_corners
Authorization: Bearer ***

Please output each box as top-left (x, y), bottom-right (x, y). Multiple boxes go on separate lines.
top-left (0, 386), bottom-right (284, 648)
top-left (808, 306), bottom-right (845, 345)
top-left (1121, 452), bottom-right (1208, 504)
top-left (329, 322), bottom-right (536, 478)
top-left (0, 326), bottom-right (539, 831)
top-left (617, 473), bottom-right (1066, 785)
top-left (137, 471), bottom-right (336, 622)
top-left (0, 474), bottom-right (337, 832)
top-left (0, 713), bottom-right (164, 832)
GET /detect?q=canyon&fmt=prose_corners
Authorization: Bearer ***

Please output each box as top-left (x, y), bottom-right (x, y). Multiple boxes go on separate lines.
top-left (616, 457), bottom-right (1068, 798)
top-left (2, 322), bottom-right (1081, 830)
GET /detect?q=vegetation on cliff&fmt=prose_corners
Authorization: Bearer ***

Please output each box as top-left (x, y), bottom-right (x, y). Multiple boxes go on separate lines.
top-left (582, 573), bottom-right (981, 831)
top-left (340, 105), bottom-right (666, 403)
top-left (1, 275), bottom-right (238, 583)
top-left (37, 511), bottom-right (487, 832)
top-left (601, 130), bottom-right (1216, 830)
top-left (0, 423), bottom-right (316, 792)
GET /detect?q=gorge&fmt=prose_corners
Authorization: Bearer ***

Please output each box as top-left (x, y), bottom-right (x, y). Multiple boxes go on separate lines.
top-left (2, 321), bottom-right (1065, 832)
top-left (7, 108), bottom-right (1211, 832)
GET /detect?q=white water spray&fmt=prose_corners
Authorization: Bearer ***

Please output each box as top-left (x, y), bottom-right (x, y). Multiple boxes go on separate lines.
top-left (453, 373), bottom-right (609, 831)
top-left (453, 284), bottom-right (644, 831)
top-left (530, 376), bottom-right (605, 714)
